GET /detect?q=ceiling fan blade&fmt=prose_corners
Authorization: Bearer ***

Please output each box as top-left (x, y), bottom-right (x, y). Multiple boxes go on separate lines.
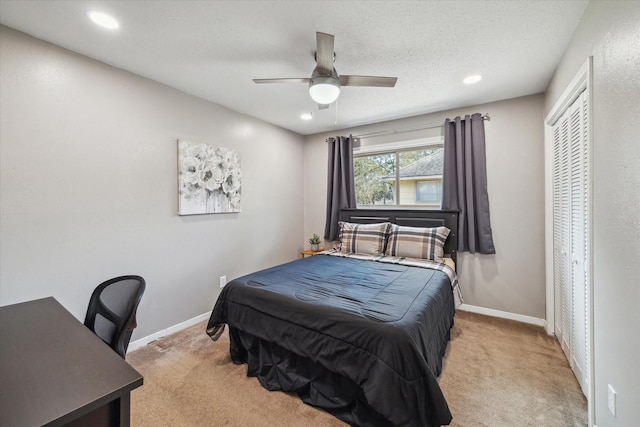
top-left (339, 75), bottom-right (398, 87)
top-left (318, 103), bottom-right (330, 110)
top-left (253, 78), bottom-right (310, 84)
top-left (315, 32), bottom-right (335, 75)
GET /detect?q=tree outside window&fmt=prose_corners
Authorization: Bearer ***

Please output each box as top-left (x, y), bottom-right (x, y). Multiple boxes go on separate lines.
top-left (354, 153), bottom-right (396, 205)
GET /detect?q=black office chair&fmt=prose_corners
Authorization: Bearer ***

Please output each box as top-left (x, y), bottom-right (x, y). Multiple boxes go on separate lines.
top-left (84, 275), bottom-right (146, 358)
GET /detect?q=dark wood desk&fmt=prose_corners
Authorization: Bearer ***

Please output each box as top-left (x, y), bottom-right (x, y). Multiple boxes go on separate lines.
top-left (0, 297), bottom-right (143, 427)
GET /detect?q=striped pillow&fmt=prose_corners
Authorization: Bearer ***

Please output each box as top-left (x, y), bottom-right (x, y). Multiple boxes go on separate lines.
top-left (338, 221), bottom-right (391, 255)
top-left (385, 224), bottom-right (450, 262)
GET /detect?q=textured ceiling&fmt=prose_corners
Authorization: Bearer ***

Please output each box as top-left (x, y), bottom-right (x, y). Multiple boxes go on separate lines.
top-left (0, 0), bottom-right (588, 135)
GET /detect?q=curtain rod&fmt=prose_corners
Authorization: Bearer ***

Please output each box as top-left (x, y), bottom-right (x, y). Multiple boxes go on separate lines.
top-left (353, 113), bottom-right (490, 140)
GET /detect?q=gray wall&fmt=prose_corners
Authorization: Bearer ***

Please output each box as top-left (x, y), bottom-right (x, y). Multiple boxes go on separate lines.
top-left (544, 1), bottom-right (640, 425)
top-left (0, 26), bottom-right (305, 340)
top-left (304, 94), bottom-right (546, 319)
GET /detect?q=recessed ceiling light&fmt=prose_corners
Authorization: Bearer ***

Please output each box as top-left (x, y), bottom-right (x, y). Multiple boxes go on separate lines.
top-left (300, 112), bottom-right (313, 121)
top-left (88, 11), bottom-right (119, 30)
top-left (463, 75), bottom-right (482, 85)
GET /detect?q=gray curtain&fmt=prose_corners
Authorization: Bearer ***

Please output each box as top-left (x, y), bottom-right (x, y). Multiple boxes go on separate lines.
top-left (442, 113), bottom-right (496, 254)
top-left (324, 136), bottom-right (356, 241)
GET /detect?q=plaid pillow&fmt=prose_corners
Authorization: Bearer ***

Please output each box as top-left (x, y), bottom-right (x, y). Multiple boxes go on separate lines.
top-left (385, 224), bottom-right (450, 262)
top-left (338, 221), bottom-right (391, 255)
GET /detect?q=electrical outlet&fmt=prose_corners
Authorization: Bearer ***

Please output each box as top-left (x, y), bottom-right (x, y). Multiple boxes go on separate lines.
top-left (219, 275), bottom-right (227, 288)
top-left (608, 384), bottom-right (616, 417)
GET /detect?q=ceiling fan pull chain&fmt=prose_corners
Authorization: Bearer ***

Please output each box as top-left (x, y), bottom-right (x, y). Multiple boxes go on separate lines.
top-left (335, 99), bottom-right (338, 125)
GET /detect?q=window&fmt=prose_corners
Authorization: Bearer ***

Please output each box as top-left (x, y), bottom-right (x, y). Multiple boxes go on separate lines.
top-left (354, 141), bottom-right (443, 208)
top-left (416, 180), bottom-right (442, 203)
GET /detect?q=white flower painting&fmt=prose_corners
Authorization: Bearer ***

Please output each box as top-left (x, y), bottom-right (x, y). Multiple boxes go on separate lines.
top-left (178, 140), bottom-right (241, 215)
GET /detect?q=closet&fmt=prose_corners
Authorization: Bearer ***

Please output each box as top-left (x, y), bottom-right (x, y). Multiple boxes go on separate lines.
top-left (551, 90), bottom-right (590, 396)
top-left (545, 60), bottom-right (592, 400)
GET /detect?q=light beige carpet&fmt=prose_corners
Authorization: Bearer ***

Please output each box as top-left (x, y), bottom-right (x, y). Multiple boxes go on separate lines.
top-left (127, 310), bottom-right (586, 426)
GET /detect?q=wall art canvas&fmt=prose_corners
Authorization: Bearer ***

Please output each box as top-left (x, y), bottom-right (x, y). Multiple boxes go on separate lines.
top-left (178, 139), bottom-right (241, 215)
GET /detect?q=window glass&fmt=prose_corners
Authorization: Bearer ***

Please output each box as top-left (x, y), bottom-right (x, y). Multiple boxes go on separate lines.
top-left (354, 145), bottom-right (443, 208)
top-left (354, 153), bottom-right (396, 205)
top-left (416, 180), bottom-right (442, 202)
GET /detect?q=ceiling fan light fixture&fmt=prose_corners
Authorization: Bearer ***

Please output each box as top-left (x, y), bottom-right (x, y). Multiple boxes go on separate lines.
top-left (309, 76), bottom-right (341, 104)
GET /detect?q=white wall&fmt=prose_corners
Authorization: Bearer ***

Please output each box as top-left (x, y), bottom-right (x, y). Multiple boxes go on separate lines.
top-left (544, 2), bottom-right (640, 426)
top-left (0, 26), bottom-right (305, 340)
top-left (304, 94), bottom-right (546, 319)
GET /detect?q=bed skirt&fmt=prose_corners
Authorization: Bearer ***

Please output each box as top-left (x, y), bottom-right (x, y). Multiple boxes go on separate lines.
top-left (229, 326), bottom-right (395, 426)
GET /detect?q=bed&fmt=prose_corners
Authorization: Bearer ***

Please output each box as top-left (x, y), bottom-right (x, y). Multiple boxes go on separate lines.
top-left (207, 209), bottom-right (460, 426)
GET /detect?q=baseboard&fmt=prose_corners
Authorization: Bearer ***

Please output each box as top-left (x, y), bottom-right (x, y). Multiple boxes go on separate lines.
top-left (458, 303), bottom-right (546, 328)
top-left (127, 311), bottom-right (211, 353)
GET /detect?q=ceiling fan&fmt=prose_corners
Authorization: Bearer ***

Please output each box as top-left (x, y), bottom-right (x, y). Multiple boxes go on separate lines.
top-left (253, 32), bottom-right (397, 109)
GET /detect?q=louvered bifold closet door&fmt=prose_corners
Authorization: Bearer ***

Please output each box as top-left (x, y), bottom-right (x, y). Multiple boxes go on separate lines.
top-left (552, 90), bottom-right (590, 397)
top-left (555, 113), bottom-right (573, 360)
top-left (569, 91), bottom-right (589, 396)
top-left (554, 110), bottom-right (572, 360)
top-left (552, 121), bottom-right (563, 341)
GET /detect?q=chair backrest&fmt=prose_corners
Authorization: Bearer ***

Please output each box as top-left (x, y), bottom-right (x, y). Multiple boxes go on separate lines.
top-left (84, 275), bottom-right (145, 358)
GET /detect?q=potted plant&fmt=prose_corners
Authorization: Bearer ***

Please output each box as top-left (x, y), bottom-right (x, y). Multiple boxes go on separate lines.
top-left (309, 233), bottom-right (321, 251)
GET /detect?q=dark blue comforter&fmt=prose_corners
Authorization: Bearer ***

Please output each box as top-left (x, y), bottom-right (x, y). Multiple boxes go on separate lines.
top-left (207, 254), bottom-right (454, 426)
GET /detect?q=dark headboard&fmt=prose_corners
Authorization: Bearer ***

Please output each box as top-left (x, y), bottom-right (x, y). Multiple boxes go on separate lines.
top-left (339, 208), bottom-right (459, 265)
